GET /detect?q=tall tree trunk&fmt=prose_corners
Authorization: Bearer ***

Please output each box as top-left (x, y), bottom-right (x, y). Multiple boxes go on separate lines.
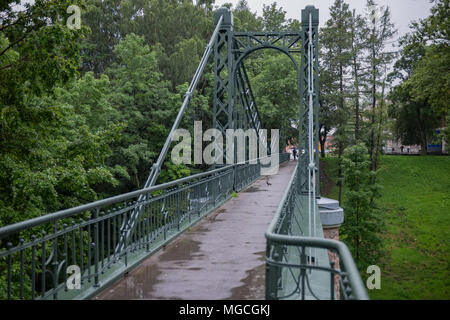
top-left (351, 10), bottom-right (361, 142)
top-left (374, 112), bottom-right (383, 171)
top-left (416, 108), bottom-right (428, 155)
top-left (320, 139), bottom-right (326, 158)
top-left (369, 43), bottom-right (377, 171)
top-left (338, 52), bottom-right (345, 204)
top-left (353, 56), bottom-right (360, 141)
top-left (420, 129), bottom-right (428, 156)
top-left (355, 207), bottom-right (360, 261)
top-left (337, 61), bottom-right (345, 205)
top-left (421, 141), bottom-right (428, 155)
top-left (373, 64), bottom-right (387, 173)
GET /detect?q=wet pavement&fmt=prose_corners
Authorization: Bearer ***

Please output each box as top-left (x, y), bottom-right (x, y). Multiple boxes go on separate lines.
top-left (95, 160), bottom-right (297, 300)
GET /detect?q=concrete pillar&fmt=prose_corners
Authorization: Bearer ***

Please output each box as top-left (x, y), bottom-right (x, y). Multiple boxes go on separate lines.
top-left (318, 197), bottom-right (344, 299)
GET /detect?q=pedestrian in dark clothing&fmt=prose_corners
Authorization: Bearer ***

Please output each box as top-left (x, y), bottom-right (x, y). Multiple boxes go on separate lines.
top-left (292, 148), bottom-right (298, 160)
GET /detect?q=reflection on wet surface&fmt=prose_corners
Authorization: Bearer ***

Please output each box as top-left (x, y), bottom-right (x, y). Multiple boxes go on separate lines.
top-left (95, 161), bottom-right (296, 300)
top-left (229, 252), bottom-right (266, 300)
top-left (241, 186), bottom-right (268, 193)
top-left (158, 238), bottom-right (201, 262)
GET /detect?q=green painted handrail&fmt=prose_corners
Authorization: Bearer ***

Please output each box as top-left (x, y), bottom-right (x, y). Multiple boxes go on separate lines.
top-left (265, 163), bottom-right (369, 300)
top-left (0, 165), bottom-right (233, 239)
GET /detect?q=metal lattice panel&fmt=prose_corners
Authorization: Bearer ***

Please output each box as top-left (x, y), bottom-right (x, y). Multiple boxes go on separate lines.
top-left (213, 8), bottom-right (235, 165)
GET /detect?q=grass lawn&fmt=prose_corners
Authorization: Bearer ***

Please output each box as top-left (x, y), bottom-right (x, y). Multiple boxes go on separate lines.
top-left (320, 155), bottom-right (450, 300)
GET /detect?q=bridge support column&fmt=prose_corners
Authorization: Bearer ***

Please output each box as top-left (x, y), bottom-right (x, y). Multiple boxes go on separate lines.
top-left (213, 8), bottom-right (235, 165)
top-left (298, 5), bottom-right (320, 196)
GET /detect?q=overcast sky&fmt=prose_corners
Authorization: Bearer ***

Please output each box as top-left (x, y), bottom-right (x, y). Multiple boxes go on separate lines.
top-left (214, 0), bottom-right (434, 42)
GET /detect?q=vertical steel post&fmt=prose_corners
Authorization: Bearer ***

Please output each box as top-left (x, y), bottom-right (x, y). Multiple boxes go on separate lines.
top-left (94, 208), bottom-right (100, 287)
top-left (299, 6), bottom-right (319, 195)
top-left (313, 9), bottom-right (320, 198)
top-left (213, 8), bottom-right (234, 165)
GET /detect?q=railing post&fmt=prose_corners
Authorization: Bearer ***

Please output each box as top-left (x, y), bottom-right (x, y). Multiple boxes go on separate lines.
top-left (6, 242), bottom-right (12, 300)
top-left (41, 234), bottom-right (47, 296)
top-left (330, 260), bottom-right (335, 300)
top-left (266, 243), bottom-right (280, 300)
top-left (300, 246), bottom-right (307, 300)
top-left (265, 253), bottom-right (271, 299)
top-left (94, 208), bottom-right (100, 287)
top-left (176, 191), bottom-right (181, 231)
top-left (52, 222), bottom-right (58, 299)
top-left (31, 236), bottom-right (36, 299)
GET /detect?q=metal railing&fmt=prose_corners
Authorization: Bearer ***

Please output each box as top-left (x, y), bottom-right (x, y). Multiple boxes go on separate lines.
top-left (0, 154), bottom-right (290, 300)
top-left (265, 163), bottom-right (369, 300)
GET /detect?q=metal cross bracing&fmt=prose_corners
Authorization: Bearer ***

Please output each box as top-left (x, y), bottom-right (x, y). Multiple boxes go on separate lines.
top-left (235, 58), bottom-right (267, 153)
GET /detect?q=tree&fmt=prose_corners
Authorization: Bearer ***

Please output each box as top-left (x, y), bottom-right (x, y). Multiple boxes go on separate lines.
top-left (341, 143), bottom-right (384, 271)
top-left (81, 0), bottom-right (213, 89)
top-left (363, 0), bottom-right (396, 170)
top-left (389, 0), bottom-right (449, 154)
top-left (318, 65), bottom-right (337, 159)
top-left (106, 34), bottom-right (167, 189)
top-left (349, 10), bottom-right (368, 142)
top-left (138, 0), bottom-right (212, 89)
top-left (54, 72), bottom-right (128, 198)
top-left (233, 0), bottom-right (263, 32)
top-left (0, 0), bottom-right (87, 130)
top-left (262, 2), bottom-right (287, 32)
top-left (389, 84), bottom-right (440, 154)
top-left (80, 0), bottom-right (125, 75)
top-left (320, 0), bottom-right (353, 204)
top-left (247, 53), bottom-right (298, 140)
top-left (0, 0), bottom-right (122, 224)
top-left (409, 45), bottom-right (450, 118)
top-left (106, 34), bottom-right (191, 190)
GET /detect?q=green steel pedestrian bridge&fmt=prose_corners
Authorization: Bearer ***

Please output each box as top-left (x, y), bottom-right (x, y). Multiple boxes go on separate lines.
top-left (0, 6), bottom-right (368, 300)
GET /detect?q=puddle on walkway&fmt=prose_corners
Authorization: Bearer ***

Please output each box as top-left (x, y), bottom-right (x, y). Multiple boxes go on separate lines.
top-left (95, 258), bottom-right (163, 300)
top-left (242, 186), bottom-right (269, 193)
top-left (228, 252), bottom-right (266, 300)
top-left (191, 225), bottom-right (210, 234)
top-left (206, 208), bottom-right (227, 221)
top-left (159, 237), bottom-right (201, 262)
top-left (96, 236), bottom-right (204, 299)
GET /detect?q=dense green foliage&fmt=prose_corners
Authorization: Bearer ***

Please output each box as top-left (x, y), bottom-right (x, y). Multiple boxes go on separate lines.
top-left (319, 0), bottom-right (396, 207)
top-left (340, 143), bottom-right (384, 271)
top-left (0, 0), bottom-right (300, 225)
top-left (0, 0), bottom-right (96, 226)
top-left (390, 0), bottom-right (449, 154)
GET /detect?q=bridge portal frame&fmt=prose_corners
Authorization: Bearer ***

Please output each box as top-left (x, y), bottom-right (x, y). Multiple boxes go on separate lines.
top-left (212, 6), bottom-right (320, 196)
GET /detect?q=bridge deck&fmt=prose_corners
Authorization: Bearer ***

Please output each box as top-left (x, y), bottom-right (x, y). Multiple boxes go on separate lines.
top-left (95, 160), bottom-right (296, 300)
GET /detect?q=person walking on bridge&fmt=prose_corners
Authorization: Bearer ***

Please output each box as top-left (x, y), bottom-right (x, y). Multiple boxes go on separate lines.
top-left (292, 148), bottom-right (298, 160)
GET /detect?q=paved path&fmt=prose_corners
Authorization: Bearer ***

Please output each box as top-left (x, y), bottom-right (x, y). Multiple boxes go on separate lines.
top-left (95, 160), bottom-right (297, 300)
